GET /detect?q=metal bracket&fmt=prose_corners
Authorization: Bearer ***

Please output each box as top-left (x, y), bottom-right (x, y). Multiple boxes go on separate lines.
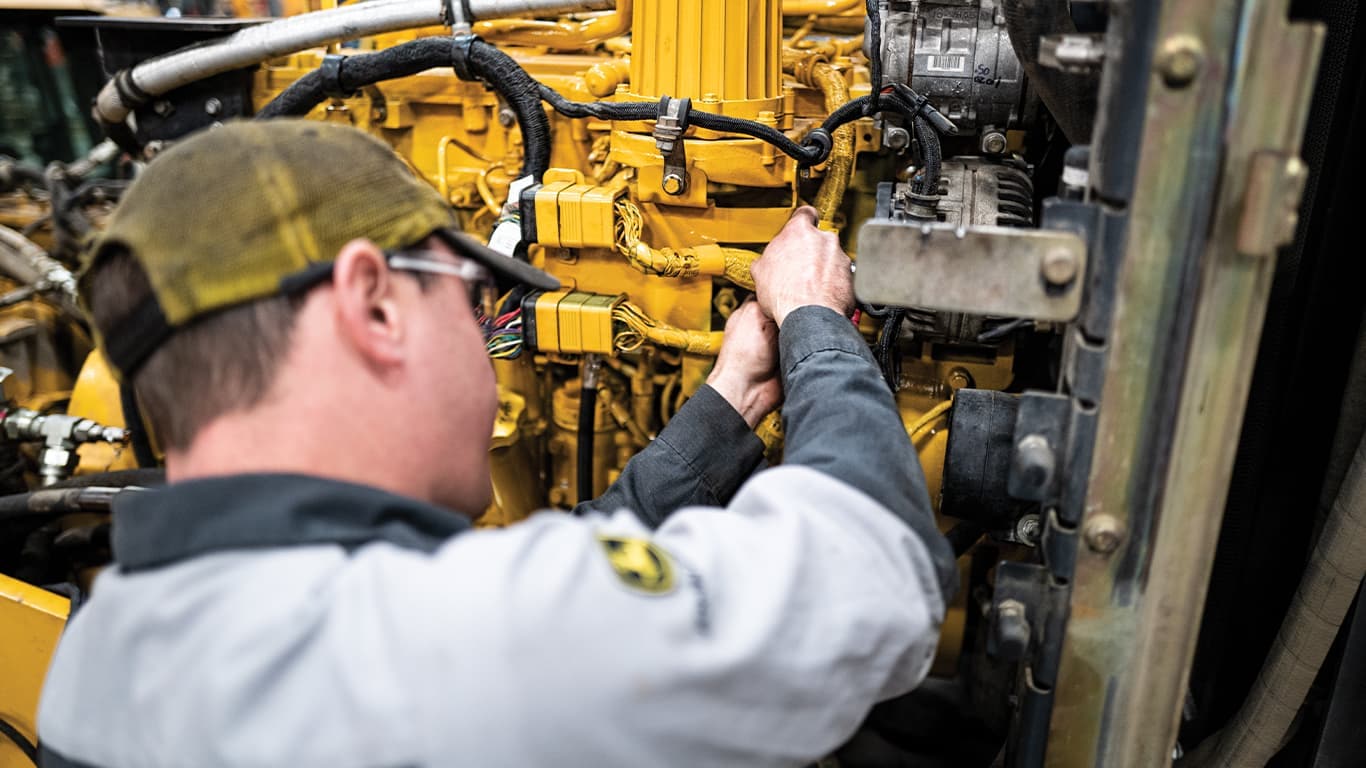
top-left (653, 96), bottom-right (692, 196)
top-left (854, 221), bottom-right (1088, 320)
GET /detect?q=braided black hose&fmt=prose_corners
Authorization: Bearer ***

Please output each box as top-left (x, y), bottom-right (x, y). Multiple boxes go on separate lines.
top-left (258, 37), bottom-right (552, 181)
top-left (911, 115), bottom-right (941, 196)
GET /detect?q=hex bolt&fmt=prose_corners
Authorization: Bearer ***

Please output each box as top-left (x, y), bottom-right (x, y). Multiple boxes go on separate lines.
top-left (204, 97), bottom-right (222, 117)
top-left (1084, 514), bottom-right (1125, 554)
top-left (1041, 247), bottom-right (1079, 287)
top-left (661, 173), bottom-right (687, 196)
top-left (884, 125), bottom-right (911, 151)
top-left (497, 107), bottom-right (516, 127)
top-left (946, 367), bottom-right (973, 392)
top-left (1015, 514), bottom-right (1042, 546)
top-left (981, 131), bottom-right (1008, 155)
top-left (151, 100), bottom-right (173, 117)
top-left (1158, 35), bottom-right (1205, 89)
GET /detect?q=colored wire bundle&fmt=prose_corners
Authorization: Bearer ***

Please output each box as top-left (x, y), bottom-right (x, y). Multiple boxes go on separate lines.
top-left (481, 306), bottom-right (525, 359)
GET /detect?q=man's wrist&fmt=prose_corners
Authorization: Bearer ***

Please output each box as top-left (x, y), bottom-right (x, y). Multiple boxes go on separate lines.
top-left (704, 374), bottom-right (770, 429)
top-left (775, 300), bottom-right (851, 328)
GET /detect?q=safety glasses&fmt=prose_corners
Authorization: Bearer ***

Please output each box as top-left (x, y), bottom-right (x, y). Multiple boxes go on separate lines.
top-left (386, 251), bottom-right (498, 319)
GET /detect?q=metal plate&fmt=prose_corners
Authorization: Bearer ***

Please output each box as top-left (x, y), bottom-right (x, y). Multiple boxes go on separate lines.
top-left (854, 221), bottom-right (1087, 321)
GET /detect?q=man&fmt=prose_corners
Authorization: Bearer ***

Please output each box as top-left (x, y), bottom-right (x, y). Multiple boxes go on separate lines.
top-left (38, 120), bottom-right (954, 767)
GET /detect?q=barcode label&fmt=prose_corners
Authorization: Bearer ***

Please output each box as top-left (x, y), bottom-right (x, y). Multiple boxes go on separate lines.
top-left (925, 54), bottom-right (966, 73)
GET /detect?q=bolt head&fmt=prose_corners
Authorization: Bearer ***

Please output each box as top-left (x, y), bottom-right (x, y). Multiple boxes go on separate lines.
top-left (946, 367), bottom-right (973, 391)
top-left (151, 100), bottom-right (173, 117)
top-left (661, 173), bottom-right (687, 196)
top-left (884, 126), bottom-right (911, 151)
top-left (498, 107), bottom-right (516, 127)
top-left (204, 97), bottom-right (222, 116)
top-left (982, 131), bottom-right (1008, 154)
top-left (1015, 514), bottom-right (1042, 546)
top-left (1084, 514), bottom-right (1125, 554)
top-left (1158, 35), bottom-right (1204, 88)
top-left (1041, 248), bottom-right (1079, 286)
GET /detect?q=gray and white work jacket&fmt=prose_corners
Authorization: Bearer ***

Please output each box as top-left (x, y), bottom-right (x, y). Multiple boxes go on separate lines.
top-left (38, 306), bottom-right (956, 768)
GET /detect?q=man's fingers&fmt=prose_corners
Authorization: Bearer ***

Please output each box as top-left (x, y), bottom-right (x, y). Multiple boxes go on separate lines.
top-left (787, 206), bottom-right (819, 229)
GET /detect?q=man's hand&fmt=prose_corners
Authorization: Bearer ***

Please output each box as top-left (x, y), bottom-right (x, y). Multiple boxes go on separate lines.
top-left (707, 301), bottom-right (782, 429)
top-left (750, 206), bottom-right (855, 327)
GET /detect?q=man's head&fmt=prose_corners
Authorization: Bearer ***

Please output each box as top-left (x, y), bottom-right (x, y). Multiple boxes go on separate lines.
top-left (81, 120), bottom-right (556, 513)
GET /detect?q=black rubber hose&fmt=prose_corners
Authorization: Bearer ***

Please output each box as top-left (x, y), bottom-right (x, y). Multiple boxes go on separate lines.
top-left (577, 384), bottom-right (597, 504)
top-left (258, 37), bottom-right (552, 181)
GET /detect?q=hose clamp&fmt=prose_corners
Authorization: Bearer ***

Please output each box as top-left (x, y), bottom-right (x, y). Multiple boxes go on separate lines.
top-left (653, 96), bottom-right (692, 196)
top-left (318, 54), bottom-right (352, 100)
top-left (450, 34), bottom-right (479, 81)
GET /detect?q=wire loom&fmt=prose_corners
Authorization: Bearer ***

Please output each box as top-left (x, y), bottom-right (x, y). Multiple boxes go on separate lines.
top-left (256, 35), bottom-right (955, 172)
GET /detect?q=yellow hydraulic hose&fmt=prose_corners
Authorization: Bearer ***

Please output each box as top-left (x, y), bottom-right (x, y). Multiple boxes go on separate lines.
top-left (782, 0), bottom-right (861, 16)
top-left (472, 0), bottom-right (632, 48)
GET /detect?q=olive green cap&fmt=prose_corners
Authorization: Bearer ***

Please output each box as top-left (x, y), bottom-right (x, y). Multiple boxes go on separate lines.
top-left (82, 119), bottom-right (557, 376)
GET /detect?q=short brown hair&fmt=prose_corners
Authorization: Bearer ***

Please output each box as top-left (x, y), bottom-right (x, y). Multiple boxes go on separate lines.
top-left (84, 249), bottom-right (303, 452)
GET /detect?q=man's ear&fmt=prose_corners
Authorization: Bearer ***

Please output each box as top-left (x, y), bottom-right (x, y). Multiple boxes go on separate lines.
top-left (332, 238), bottom-right (405, 369)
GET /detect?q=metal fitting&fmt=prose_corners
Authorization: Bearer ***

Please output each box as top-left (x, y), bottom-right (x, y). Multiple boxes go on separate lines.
top-left (981, 131), bottom-right (1008, 155)
top-left (884, 125), bottom-right (911, 152)
top-left (1041, 247), bottom-right (1080, 287)
top-left (1158, 35), bottom-right (1205, 89)
top-left (946, 367), bottom-right (973, 392)
top-left (653, 96), bottom-right (692, 196)
top-left (1084, 514), bottom-right (1125, 554)
top-left (1015, 514), bottom-right (1042, 547)
top-left (1039, 34), bottom-right (1106, 74)
top-left (204, 97), bottom-right (222, 116)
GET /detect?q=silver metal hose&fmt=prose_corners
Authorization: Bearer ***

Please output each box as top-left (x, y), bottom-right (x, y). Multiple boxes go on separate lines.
top-left (95, 0), bottom-right (445, 126)
top-left (93, 0), bottom-right (613, 127)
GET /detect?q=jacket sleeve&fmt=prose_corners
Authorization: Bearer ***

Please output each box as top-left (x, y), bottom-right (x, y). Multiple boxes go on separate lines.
top-left (409, 467), bottom-right (946, 766)
top-left (776, 305), bottom-right (957, 600)
top-left (573, 384), bottom-right (767, 528)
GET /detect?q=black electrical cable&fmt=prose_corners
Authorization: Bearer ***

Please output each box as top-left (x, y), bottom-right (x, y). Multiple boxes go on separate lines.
top-left (0, 717), bottom-right (36, 765)
top-left (911, 115), bottom-right (942, 195)
top-left (876, 309), bottom-right (906, 390)
top-left (865, 0), bottom-right (882, 115)
top-left (577, 382), bottom-right (597, 504)
top-left (539, 85), bottom-right (825, 166)
top-left (258, 37), bottom-right (552, 181)
top-left (976, 317), bottom-right (1033, 343)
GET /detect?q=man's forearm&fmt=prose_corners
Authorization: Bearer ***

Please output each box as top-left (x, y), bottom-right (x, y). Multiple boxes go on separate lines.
top-left (777, 305), bottom-right (956, 597)
top-left (573, 384), bottom-right (766, 527)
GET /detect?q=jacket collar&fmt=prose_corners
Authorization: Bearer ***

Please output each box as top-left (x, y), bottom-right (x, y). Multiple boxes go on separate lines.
top-left (112, 473), bottom-right (471, 572)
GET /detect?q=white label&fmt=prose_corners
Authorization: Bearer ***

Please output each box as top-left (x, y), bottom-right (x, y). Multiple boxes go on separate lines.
top-left (507, 175), bottom-right (535, 208)
top-left (925, 54), bottom-right (967, 73)
top-left (1062, 165), bottom-right (1090, 189)
top-left (487, 219), bottom-right (522, 256)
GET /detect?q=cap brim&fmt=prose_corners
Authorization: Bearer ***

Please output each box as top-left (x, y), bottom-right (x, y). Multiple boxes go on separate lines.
top-left (433, 229), bottom-right (560, 291)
